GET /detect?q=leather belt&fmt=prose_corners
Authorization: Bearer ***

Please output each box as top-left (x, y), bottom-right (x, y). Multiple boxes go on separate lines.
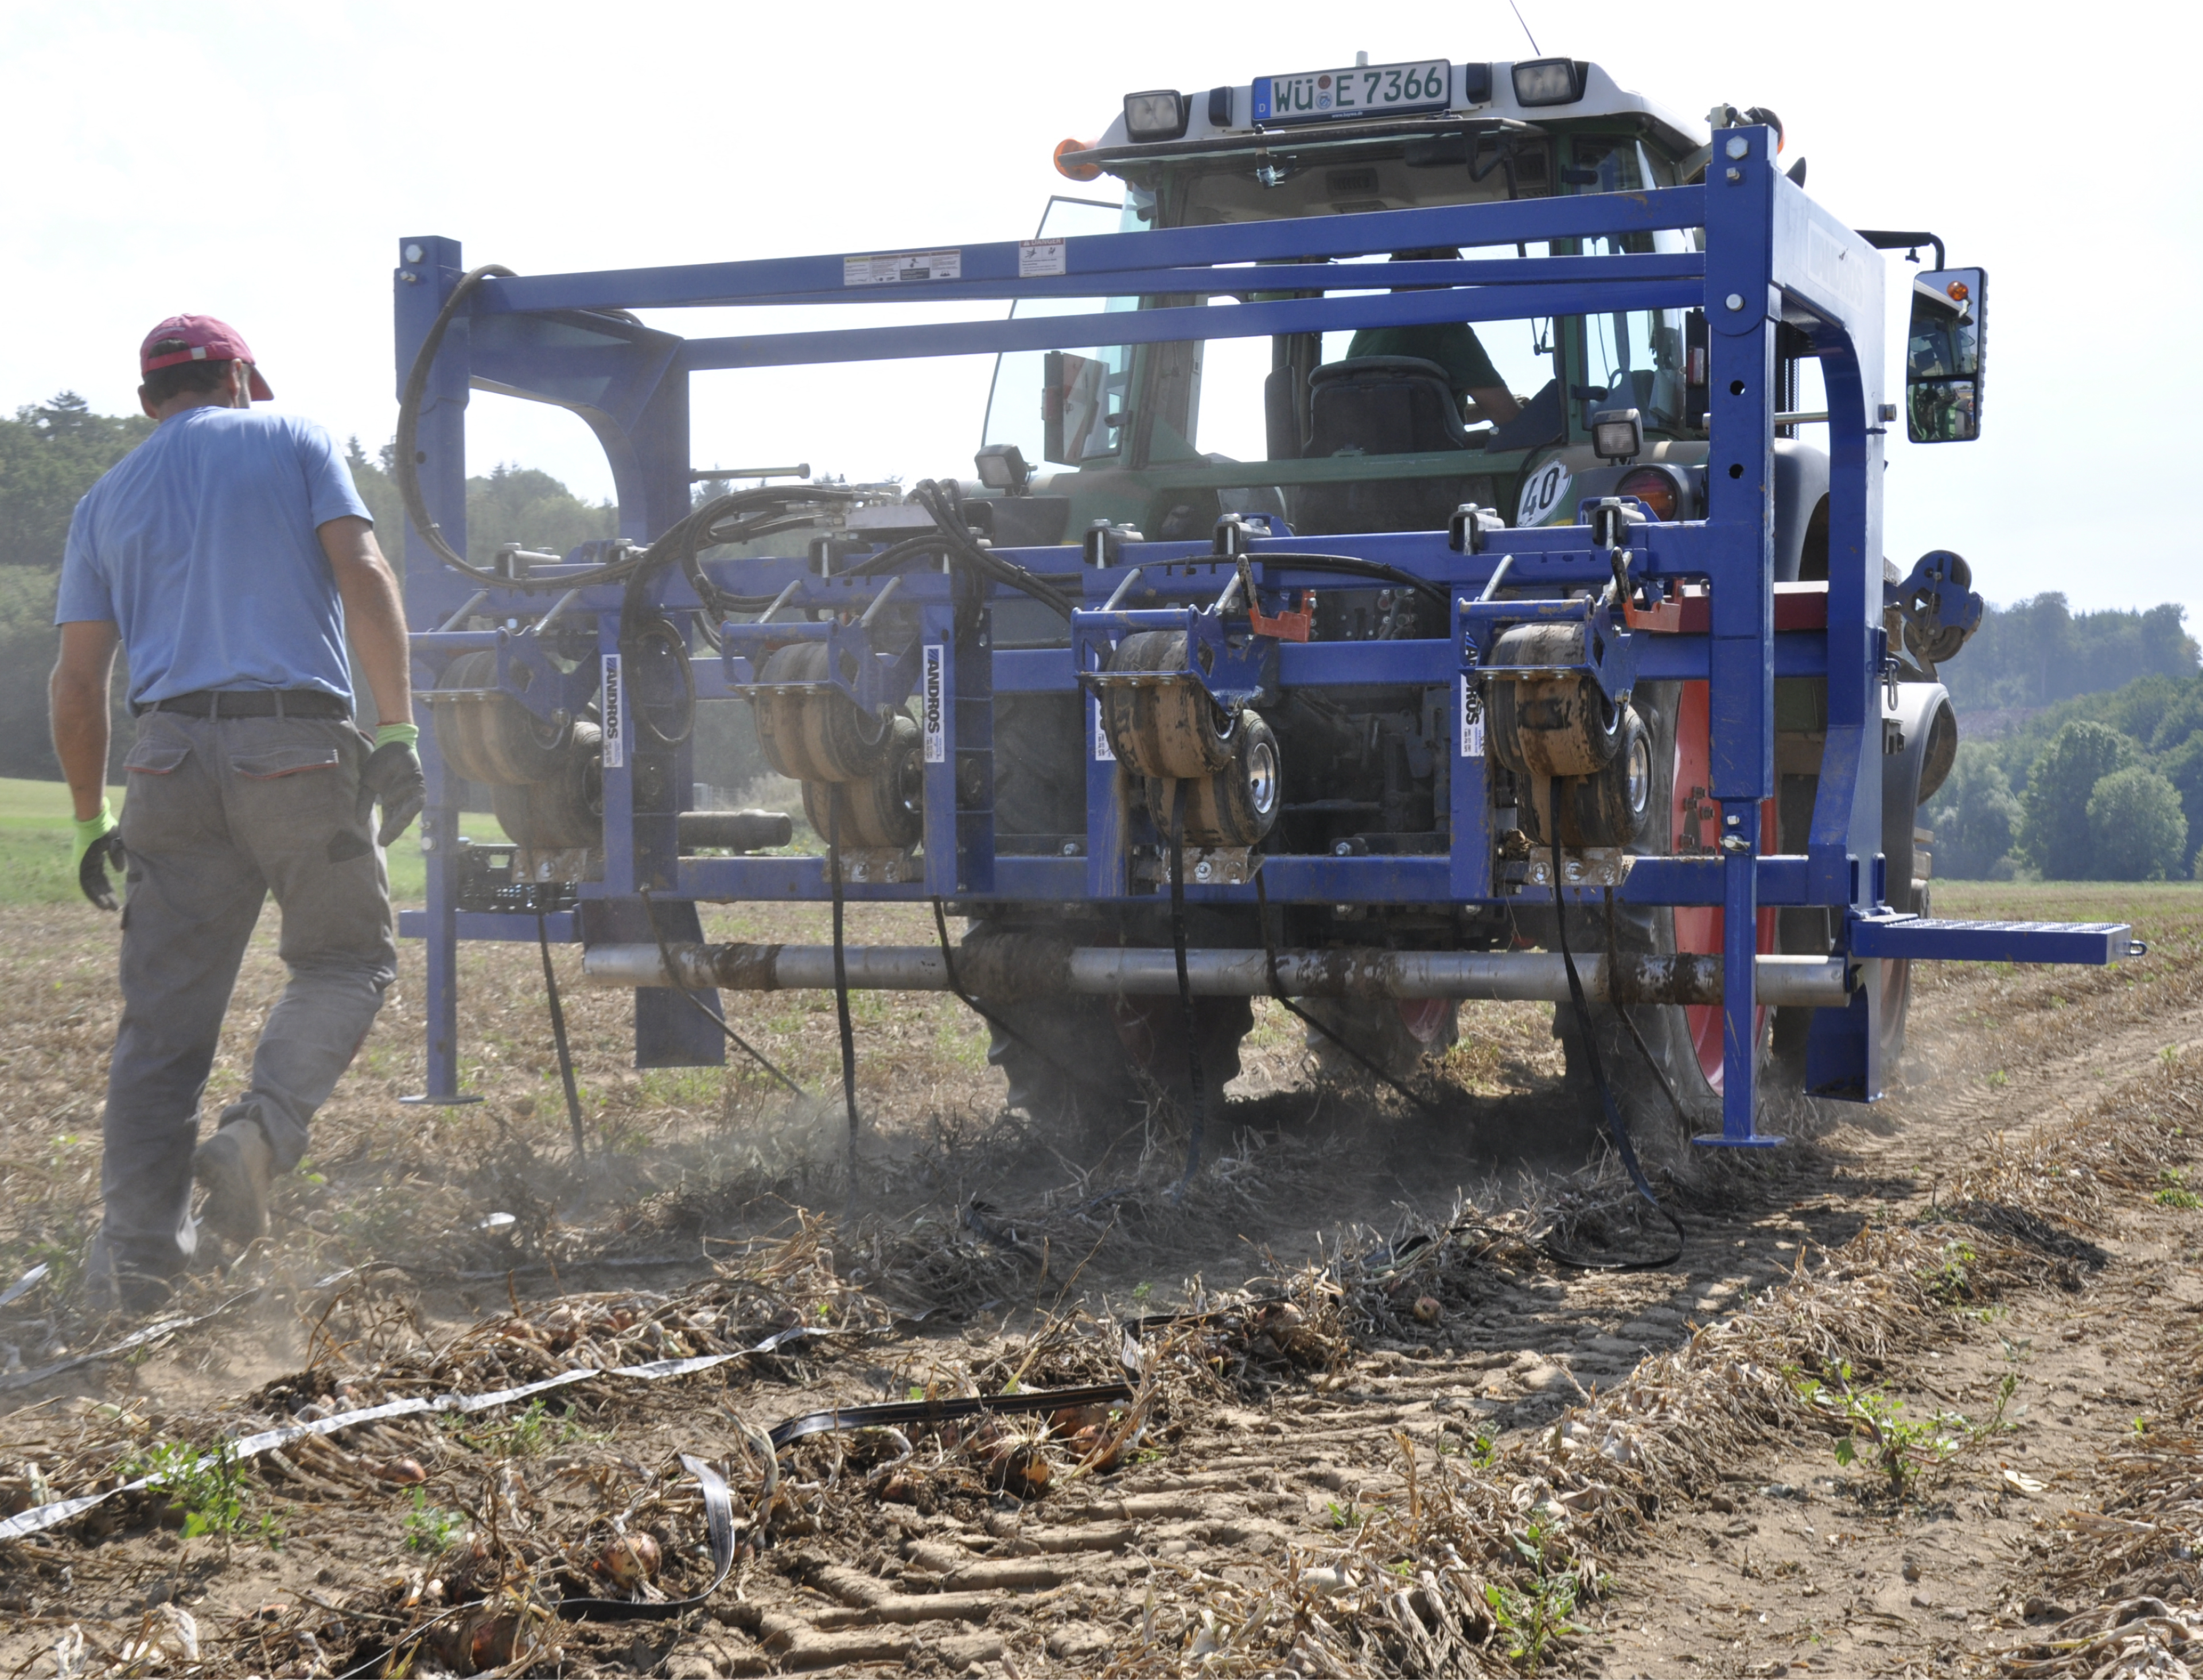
top-left (139, 689), bottom-right (351, 720)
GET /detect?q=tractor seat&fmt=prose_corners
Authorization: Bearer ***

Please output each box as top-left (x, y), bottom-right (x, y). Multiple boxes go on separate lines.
top-left (1290, 356), bottom-right (1479, 536)
top-left (1303, 356), bottom-right (1474, 459)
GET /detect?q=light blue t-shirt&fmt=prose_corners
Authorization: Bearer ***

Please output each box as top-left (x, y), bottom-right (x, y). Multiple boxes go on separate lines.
top-left (55, 406), bottom-right (372, 707)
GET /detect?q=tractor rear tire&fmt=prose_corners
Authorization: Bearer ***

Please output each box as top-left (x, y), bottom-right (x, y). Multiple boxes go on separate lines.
top-left (1546, 680), bottom-right (1725, 1172)
top-left (966, 919), bottom-right (1252, 1156)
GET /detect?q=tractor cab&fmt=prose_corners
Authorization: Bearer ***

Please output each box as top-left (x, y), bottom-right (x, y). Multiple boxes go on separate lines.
top-left (981, 59), bottom-right (1753, 554)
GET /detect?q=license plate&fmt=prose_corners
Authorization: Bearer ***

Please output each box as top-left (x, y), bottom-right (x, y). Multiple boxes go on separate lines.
top-left (1252, 59), bottom-right (1451, 124)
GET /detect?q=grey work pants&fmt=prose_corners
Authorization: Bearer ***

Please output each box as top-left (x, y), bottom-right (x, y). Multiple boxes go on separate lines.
top-left (99, 711), bottom-right (397, 1275)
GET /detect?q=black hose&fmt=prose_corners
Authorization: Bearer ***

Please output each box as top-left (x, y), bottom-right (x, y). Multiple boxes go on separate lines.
top-left (1166, 780), bottom-right (1208, 1189)
top-left (928, 901), bottom-right (1091, 1094)
top-left (1245, 553), bottom-right (1450, 606)
top-left (536, 912), bottom-right (588, 1161)
top-left (1544, 780), bottom-right (1685, 1272)
top-left (635, 886), bottom-right (808, 1099)
top-left (395, 261), bottom-right (860, 599)
top-left (1252, 870), bottom-right (1449, 1120)
top-left (827, 785), bottom-right (861, 1197)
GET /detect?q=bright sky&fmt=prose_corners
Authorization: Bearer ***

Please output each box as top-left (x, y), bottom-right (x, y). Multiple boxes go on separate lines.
top-left (4, 1), bottom-right (2193, 622)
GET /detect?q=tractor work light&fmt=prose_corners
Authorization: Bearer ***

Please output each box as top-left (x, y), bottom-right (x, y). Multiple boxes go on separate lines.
top-left (1617, 464), bottom-right (1688, 520)
top-left (974, 444), bottom-right (1032, 495)
top-left (1590, 407), bottom-right (1644, 462)
top-left (1511, 58), bottom-right (1583, 106)
top-left (1123, 89), bottom-right (1190, 142)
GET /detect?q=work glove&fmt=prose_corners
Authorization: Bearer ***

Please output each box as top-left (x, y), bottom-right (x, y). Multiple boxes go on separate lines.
top-left (357, 723), bottom-right (426, 847)
top-left (74, 800), bottom-right (125, 912)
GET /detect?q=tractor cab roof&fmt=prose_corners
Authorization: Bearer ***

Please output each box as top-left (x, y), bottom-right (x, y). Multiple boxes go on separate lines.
top-left (1064, 58), bottom-right (1708, 207)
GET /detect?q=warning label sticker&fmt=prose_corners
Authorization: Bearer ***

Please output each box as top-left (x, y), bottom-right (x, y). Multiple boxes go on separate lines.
top-left (1018, 238), bottom-right (1067, 278)
top-left (842, 248), bottom-right (963, 286)
top-left (1458, 676), bottom-right (1484, 759)
top-left (1093, 698), bottom-right (1116, 761)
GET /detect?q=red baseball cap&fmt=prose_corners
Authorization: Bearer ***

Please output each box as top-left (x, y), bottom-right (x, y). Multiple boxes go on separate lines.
top-left (139, 315), bottom-right (274, 401)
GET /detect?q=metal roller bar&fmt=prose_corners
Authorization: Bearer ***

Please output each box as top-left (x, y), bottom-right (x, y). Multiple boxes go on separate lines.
top-left (577, 942), bottom-right (1850, 1008)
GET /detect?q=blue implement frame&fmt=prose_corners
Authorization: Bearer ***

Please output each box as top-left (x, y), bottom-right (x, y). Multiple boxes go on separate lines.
top-left (392, 127), bottom-right (2129, 1142)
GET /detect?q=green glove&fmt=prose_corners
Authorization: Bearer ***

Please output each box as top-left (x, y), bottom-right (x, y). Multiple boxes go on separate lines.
top-left (74, 799), bottom-right (124, 912)
top-left (359, 723), bottom-right (426, 846)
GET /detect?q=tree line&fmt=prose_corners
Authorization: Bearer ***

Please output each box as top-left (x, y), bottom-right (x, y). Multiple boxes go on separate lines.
top-left (1925, 673), bottom-right (2203, 881)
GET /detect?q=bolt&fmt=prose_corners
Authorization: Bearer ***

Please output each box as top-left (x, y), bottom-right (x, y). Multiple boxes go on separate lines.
top-left (1564, 860), bottom-right (1583, 882)
top-left (1725, 293), bottom-right (1746, 312)
top-left (1194, 860), bottom-right (1212, 881)
top-left (1334, 841), bottom-right (1353, 857)
top-left (1061, 841), bottom-right (1079, 857)
top-left (421, 835), bottom-right (436, 852)
top-left (1725, 137), bottom-right (1749, 160)
top-left (1726, 813), bottom-right (1741, 826)
top-left (404, 243), bottom-right (425, 263)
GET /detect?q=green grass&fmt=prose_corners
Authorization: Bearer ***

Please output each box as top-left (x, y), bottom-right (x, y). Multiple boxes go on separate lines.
top-left (0, 773), bottom-right (503, 906)
top-left (0, 776), bottom-right (124, 906)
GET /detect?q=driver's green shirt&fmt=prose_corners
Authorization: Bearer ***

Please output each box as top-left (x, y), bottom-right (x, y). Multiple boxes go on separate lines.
top-left (1342, 324), bottom-right (1503, 395)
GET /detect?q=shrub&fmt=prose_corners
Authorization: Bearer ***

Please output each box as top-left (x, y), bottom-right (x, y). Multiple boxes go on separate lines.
top-left (2020, 721), bottom-right (2135, 878)
top-left (2087, 764), bottom-right (2188, 880)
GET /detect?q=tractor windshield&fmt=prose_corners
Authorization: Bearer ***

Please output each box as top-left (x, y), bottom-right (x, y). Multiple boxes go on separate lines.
top-left (978, 128), bottom-right (1698, 536)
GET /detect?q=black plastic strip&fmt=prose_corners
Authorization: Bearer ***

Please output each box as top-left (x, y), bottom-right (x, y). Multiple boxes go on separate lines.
top-left (539, 911), bottom-right (589, 1160)
top-left (1166, 780), bottom-right (1207, 1186)
top-left (1546, 781), bottom-right (1684, 1272)
top-left (636, 884), bottom-right (808, 1097)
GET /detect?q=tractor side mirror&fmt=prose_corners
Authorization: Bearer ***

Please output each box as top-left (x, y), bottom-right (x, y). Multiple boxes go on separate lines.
top-left (1905, 267), bottom-right (1987, 443)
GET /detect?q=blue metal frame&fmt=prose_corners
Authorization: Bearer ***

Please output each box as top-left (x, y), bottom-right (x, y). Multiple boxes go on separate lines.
top-left (393, 130), bottom-right (2128, 1140)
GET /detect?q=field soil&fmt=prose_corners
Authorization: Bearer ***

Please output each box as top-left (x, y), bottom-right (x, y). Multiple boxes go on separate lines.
top-left (2, 880), bottom-right (2200, 1679)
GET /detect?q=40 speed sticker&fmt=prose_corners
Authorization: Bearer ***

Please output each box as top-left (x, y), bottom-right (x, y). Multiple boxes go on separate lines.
top-left (1516, 458), bottom-right (1573, 527)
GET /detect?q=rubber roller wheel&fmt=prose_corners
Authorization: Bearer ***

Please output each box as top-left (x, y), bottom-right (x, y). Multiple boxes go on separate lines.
top-left (1488, 674), bottom-right (1626, 778)
top-left (1484, 622), bottom-right (1626, 779)
top-left (752, 640), bottom-right (894, 783)
top-left (803, 715), bottom-right (924, 849)
top-left (1102, 630), bottom-right (1241, 780)
top-left (491, 721), bottom-right (604, 850)
top-left (1145, 710), bottom-right (1280, 847)
top-left (1520, 705), bottom-right (1653, 849)
top-left (431, 650), bottom-right (571, 786)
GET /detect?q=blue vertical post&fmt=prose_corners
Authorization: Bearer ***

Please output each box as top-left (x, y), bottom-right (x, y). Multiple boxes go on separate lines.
top-left (395, 235), bottom-right (478, 1106)
top-left (956, 612), bottom-right (997, 897)
top-left (919, 599), bottom-right (966, 896)
top-left (1080, 613), bottom-right (1130, 898)
top-left (1448, 594), bottom-right (1492, 901)
top-left (1700, 127), bottom-right (1780, 1146)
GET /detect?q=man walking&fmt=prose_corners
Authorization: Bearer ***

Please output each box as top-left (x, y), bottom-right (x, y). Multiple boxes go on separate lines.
top-left (50, 316), bottom-right (424, 1310)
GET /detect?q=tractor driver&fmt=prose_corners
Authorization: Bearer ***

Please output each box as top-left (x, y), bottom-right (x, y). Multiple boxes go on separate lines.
top-left (49, 316), bottom-right (425, 1312)
top-left (1332, 248), bottom-right (1523, 427)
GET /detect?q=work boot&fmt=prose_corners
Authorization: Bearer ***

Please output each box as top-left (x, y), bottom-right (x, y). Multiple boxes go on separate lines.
top-left (83, 1230), bottom-right (177, 1316)
top-left (192, 1117), bottom-right (274, 1246)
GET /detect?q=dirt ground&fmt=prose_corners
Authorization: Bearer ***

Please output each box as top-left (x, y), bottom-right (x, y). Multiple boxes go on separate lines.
top-left (2, 880), bottom-right (2200, 1679)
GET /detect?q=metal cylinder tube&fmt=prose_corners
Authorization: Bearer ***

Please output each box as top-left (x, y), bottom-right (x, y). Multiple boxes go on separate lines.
top-left (577, 942), bottom-right (1849, 1007)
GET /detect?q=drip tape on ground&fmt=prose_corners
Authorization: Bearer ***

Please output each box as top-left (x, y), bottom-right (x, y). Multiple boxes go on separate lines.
top-left (0, 1307), bottom-right (1131, 1544)
top-left (0, 1321), bottom-right (835, 1542)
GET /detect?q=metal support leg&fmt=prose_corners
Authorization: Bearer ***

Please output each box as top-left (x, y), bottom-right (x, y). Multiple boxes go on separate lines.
top-left (400, 771), bottom-right (480, 1106)
top-left (1708, 799), bottom-right (1777, 1145)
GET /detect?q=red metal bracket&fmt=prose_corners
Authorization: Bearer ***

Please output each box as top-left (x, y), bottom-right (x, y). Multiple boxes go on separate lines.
top-left (1248, 588), bottom-right (1315, 643)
